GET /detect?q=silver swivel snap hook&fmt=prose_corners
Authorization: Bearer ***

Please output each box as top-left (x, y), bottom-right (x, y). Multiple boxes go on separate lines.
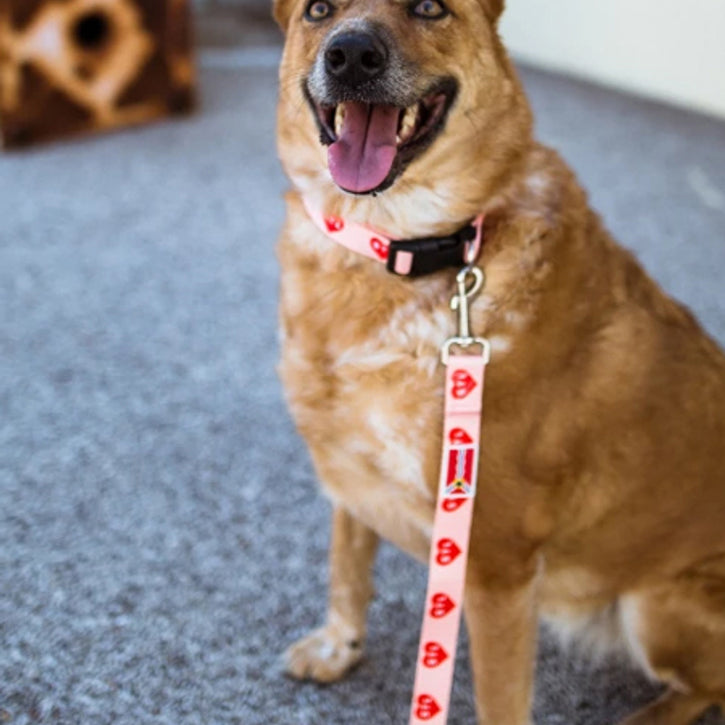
top-left (451, 266), bottom-right (485, 340)
top-left (442, 266), bottom-right (491, 366)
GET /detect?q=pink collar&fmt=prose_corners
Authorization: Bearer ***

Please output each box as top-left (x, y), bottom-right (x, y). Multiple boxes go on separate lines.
top-left (302, 196), bottom-right (485, 277)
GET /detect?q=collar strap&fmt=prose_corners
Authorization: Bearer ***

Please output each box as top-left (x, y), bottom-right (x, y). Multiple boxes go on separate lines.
top-left (302, 196), bottom-right (485, 278)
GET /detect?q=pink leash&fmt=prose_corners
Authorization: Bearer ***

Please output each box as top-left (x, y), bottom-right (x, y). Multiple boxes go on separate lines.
top-left (409, 266), bottom-right (490, 724)
top-left (301, 198), bottom-right (490, 724)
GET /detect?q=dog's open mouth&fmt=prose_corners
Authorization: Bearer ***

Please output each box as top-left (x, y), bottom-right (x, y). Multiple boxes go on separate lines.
top-left (308, 81), bottom-right (457, 195)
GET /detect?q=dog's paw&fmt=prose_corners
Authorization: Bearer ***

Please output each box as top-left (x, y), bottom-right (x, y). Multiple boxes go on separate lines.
top-left (283, 626), bottom-right (364, 683)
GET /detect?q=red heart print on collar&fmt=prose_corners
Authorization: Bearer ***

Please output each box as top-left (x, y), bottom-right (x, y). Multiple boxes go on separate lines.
top-left (324, 216), bottom-right (344, 233)
top-left (369, 237), bottom-right (388, 260)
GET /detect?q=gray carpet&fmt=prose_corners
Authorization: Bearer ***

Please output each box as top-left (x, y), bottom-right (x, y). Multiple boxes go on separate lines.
top-left (1, 51), bottom-right (725, 725)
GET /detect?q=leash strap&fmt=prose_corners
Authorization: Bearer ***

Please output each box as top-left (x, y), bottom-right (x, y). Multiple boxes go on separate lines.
top-left (301, 195), bottom-right (484, 277)
top-left (410, 268), bottom-right (491, 724)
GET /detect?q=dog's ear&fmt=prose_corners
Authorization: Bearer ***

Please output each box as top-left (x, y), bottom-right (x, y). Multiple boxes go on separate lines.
top-left (273, 0), bottom-right (296, 33)
top-left (480, 0), bottom-right (505, 23)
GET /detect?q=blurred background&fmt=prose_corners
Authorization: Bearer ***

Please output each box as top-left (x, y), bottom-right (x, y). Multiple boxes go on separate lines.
top-left (502, 0), bottom-right (725, 118)
top-left (0, 2), bottom-right (723, 724)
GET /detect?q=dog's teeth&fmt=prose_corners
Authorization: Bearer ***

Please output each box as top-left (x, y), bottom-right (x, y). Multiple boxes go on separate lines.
top-left (398, 104), bottom-right (419, 145)
top-left (334, 104), bottom-right (346, 137)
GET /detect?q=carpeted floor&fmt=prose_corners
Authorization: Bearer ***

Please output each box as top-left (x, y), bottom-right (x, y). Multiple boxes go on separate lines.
top-left (1, 46), bottom-right (724, 725)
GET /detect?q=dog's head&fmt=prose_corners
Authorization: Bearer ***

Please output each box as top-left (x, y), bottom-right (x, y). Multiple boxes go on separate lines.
top-left (275, 0), bottom-right (532, 221)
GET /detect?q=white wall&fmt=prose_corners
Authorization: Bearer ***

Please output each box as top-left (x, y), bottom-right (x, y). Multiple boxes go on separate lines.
top-left (500, 0), bottom-right (725, 119)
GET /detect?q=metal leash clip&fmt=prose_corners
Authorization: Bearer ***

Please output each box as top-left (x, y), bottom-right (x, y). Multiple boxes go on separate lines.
top-left (441, 265), bottom-right (492, 366)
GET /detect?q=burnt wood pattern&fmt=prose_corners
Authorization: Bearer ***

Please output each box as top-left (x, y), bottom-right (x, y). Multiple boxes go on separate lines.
top-left (0, 0), bottom-right (195, 148)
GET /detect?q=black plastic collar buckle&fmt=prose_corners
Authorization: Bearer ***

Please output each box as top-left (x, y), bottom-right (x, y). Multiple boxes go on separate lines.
top-left (386, 223), bottom-right (477, 278)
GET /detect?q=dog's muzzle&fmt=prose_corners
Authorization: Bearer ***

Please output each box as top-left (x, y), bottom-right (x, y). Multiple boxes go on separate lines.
top-left (305, 23), bottom-right (457, 195)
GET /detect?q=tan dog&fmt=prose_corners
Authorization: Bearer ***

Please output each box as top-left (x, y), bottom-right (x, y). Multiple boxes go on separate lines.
top-left (273, 1), bottom-right (725, 723)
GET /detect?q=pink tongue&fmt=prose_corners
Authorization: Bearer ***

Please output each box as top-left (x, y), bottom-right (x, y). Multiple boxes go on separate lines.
top-left (328, 102), bottom-right (399, 194)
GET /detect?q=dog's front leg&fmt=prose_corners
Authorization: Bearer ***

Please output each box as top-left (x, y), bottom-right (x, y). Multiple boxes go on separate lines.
top-left (464, 549), bottom-right (541, 725)
top-left (284, 506), bottom-right (379, 683)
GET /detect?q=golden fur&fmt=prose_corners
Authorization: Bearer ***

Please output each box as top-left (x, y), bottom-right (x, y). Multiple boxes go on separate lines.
top-left (273, 1), bottom-right (725, 723)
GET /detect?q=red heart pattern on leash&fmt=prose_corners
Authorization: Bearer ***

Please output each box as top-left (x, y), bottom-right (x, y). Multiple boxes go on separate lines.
top-left (415, 694), bottom-right (442, 720)
top-left (449, 427), bottom-right (473, 445)
top-left (422, 641), bottom-right (449, 669)
top-left (324, 216), bottom-right (344, 233)
top-left (430, 593), bottom-right (456, 618)
top-left (409, 355), bottom-right (488, 723)
top-left (442, 498), bottom-right (467, 513)
top-left (451, 369), bottom-right (477, 399)
top-left (436, 538), bottom-right (462, 566)
top-left (369, 237), bottom-right (388, 260)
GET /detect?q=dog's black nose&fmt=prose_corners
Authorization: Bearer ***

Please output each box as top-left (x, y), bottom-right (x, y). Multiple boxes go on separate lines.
top-left (324, 32), bottom-right (389, 86)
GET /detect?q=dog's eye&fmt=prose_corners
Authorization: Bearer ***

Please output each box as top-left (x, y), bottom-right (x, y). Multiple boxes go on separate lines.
top-left (411, 0), bottom-right (449, 20)
top-left (305, 0), bottom-right (334, 21)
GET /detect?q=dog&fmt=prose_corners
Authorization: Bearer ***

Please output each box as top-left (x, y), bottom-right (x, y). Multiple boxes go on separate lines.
top-left (272, 1), bottom-right (725, 723)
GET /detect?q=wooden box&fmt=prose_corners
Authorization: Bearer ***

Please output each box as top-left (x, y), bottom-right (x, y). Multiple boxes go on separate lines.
top-left (0, 0), bottom-right (195, 148)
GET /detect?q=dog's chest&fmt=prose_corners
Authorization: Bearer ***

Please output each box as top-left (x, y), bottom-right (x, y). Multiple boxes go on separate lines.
top-left (278, 254), bottom-right (460, 550)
